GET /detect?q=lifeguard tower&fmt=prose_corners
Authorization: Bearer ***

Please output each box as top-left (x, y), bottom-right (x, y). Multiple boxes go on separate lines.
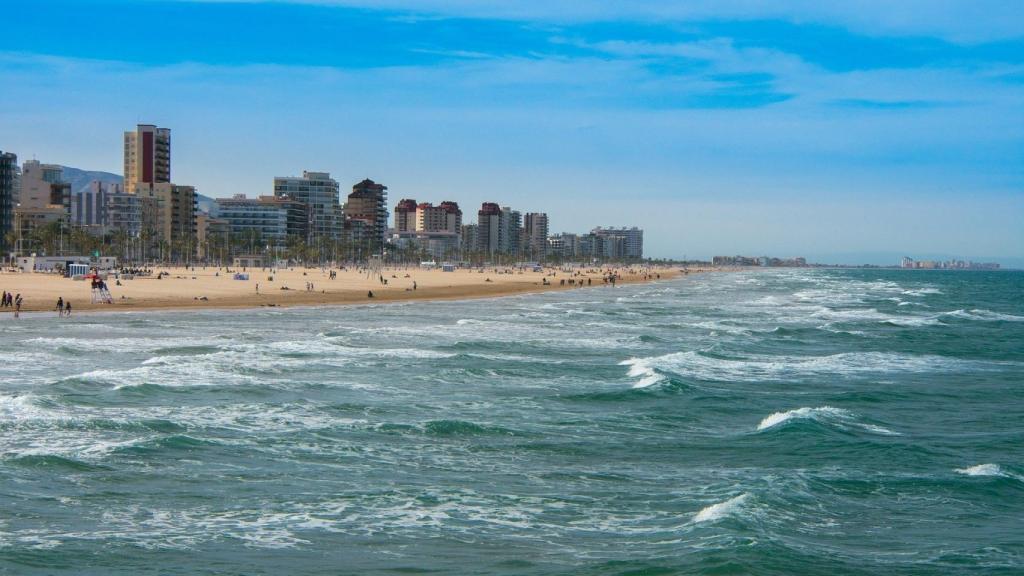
top-left (87, 272), bottom-right (114, 304)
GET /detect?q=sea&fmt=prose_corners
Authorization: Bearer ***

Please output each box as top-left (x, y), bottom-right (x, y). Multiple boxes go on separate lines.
top-left (1, 269), bottom-right (1022, 575)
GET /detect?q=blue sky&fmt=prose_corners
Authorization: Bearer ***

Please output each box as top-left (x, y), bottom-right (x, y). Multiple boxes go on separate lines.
top-left (1, 0), bottom-right (1022, 263)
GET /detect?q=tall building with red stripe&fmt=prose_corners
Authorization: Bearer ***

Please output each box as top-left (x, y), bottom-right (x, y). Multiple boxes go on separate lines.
top-left (124, 124), bottom-right (171, 185)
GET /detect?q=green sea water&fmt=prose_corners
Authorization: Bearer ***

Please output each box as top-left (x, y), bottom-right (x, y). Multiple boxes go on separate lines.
top-left (1, 269), bottom-right (1022, 575)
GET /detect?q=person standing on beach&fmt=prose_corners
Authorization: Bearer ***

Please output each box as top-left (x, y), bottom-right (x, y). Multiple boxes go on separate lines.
top-left (64, 302), bottom-right (71, 317)
top-left (14, 294), bottom-right (22, 318)
top-left (56, 297), bottom-right (64, 317)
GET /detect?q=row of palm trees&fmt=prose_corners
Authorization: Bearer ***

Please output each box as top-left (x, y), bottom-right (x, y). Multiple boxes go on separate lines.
top-left (3, 222), bottom-right (639, 267)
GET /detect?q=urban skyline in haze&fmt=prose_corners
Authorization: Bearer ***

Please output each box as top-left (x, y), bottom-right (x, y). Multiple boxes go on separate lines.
top-left (2, 0), bottom-right (1021, 263)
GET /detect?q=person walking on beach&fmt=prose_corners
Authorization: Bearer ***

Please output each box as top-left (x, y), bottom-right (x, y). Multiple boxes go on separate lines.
top-left (14, 294), bottom-right (22, 318)
top-left (56, 297), bottom-right (64, 317)
top-left (64, 301), bottom-right (71, 317)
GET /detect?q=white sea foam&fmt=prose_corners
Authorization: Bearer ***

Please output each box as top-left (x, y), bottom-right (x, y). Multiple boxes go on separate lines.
top-left (693, 493), bottom-right (750, 523)
top-left (810, 307), bottom-right (939, 326)
top-left (902, 287), bottom-right (942, 296)
top-left (620, 350), bottom-right (984, 387)
top-left (22, 336), bottom-right (226, 353)
top-left (955, 464), bottom-right (1022, 480)
top-left (620, 358), bottom-right (665, 388)
top-left (756, 406), bottom-right (851, 431)
top-left (755, 406), bottom-right (899, 435)
top-left (0, 394), bottom-right (54, 421)
top-left (859, 423), bottom-right (900, 436)
top-left (945, 309), bottom-right (1024, 322)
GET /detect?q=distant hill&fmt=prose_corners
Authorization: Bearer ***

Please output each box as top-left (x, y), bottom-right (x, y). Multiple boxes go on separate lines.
top-left (59, 165), bottom-right (216, 214)
top-left (60, 165), bottom-right (122, 194)
top-left (195, 194), bottom-right (215, 214)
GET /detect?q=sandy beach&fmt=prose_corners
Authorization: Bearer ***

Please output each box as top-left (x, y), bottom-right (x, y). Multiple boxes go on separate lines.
top-left (0, 265), bottom-right (697, 315)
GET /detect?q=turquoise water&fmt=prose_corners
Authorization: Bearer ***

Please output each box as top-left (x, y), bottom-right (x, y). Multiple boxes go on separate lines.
top-left (1, 269), bottom-right (1022, 575)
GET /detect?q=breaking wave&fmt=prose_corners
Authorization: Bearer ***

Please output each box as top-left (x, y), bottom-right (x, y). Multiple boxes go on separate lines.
top-left (692, 493), bottom-right (751, 523)
top-left (756, 406), bottom-right (898, 435)
top-left (620, 350), bottom-right (986, 387)
top-left (955, 464), bottom-right (1022, 481)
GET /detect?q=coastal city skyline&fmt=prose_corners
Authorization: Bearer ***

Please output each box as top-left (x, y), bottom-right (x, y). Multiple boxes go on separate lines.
top-left (1, 122), bottom-right (1015, 267)
top-left (1, 122), bottom-right (646, 265)
top-left (2, 0), bottom-right (1021, 264)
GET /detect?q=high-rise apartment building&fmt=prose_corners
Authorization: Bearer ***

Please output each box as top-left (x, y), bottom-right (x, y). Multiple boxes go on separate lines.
top-left (0, 151), bottom-right (15, 249)
top-left (394, 198), bottom-right (417, 233)
top-left (460, 224), bottom-right (478, 255)
top-left (273, 171), bottom-right (340, 241)
top-left (476, 202), bottom-right (502, 255)
top-left (474, 203), bottom-right (521, 256)
top-left (346, 178), bottom-right (388, 254)
top-left (500, 206), bottom-right (522, 256)
top-left (416, 201), bottom-right (462, 234)
top-left (523, 212), bottom-right (549, 259)
top-left (124, 124), bottom-right (171, 185)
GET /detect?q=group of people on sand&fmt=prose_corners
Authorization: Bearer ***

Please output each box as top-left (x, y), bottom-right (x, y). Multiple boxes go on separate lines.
top-left (1, 291), bottom-right (23, 317)
top-left (118, 267), bottom-right (152, 276)
top-left (55, 297), bottom-right (72, 317)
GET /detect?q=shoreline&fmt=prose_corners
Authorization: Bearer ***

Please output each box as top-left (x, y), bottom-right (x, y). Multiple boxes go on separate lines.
top-left (0, 266), bottom-right (704, 317)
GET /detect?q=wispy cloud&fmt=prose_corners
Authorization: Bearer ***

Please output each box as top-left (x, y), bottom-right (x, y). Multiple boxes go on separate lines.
top-left (177, 0), bottom-right (1024, 43)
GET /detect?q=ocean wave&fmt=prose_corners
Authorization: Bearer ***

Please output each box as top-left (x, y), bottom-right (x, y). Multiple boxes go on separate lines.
top-left (620, 357), bottom-right (667, 388)
top-left (756, 406), bottom-right (898, 435)
top-left (811, 307), bottom-right (940, 327)
top-left (0, 394), bottom-right (54, 421)
top-left (944, 309), bottom-right (1024, 322)
top-left (22, 336), bottom-right (226, 354)
top-left (756, 406), bottom-right (851, 431)
top-left (692, 493), bottom-right (750, 523)
top-left (4, 453), bottom-right (106, 472)
top-left (902, 287), bottom-right (942, 296)
top-left (423, 419), bottom-right (516, 436)
top-left (955, 464), bottom-right (1023, 481)
top-left (619, 350), bottom-right (985, 387)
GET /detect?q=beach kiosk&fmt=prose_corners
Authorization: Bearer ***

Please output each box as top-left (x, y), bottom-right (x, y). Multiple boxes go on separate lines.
top-left (67, 263), bottom-right (89, 278)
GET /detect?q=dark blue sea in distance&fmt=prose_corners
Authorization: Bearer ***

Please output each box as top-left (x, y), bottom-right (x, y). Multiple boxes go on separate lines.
top-left (1, 269), bottom-right (1022, 575)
